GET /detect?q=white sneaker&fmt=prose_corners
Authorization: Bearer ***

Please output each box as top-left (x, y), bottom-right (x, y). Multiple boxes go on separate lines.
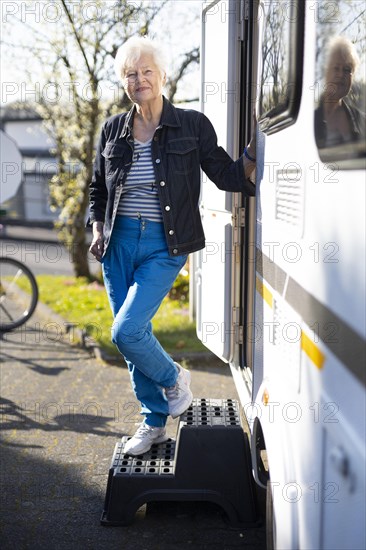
top-left (124, 423), bottom-right (169, 456)
top-left (165, 363), bottom-right (193, 419)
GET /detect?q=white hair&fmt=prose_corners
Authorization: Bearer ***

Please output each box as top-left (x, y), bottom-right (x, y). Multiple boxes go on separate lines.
top-left (326, 35), bottom-right (360, 72)
top-left (114, 35), bottom-right (167, 80)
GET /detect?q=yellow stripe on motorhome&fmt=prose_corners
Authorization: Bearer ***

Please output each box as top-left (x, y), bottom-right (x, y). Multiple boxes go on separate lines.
top-left (255, 276), bottom-right (325, 369)
top-left (256, 277), bottom-right (273, 308)
top-left (301, 331), bottom-right (325, 370)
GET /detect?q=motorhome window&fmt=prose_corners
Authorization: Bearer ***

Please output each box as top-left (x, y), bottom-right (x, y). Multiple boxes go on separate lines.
top-left (314, 1), bottom-right (366, 167)
top-left (258, 0), bottom-right (303, 134)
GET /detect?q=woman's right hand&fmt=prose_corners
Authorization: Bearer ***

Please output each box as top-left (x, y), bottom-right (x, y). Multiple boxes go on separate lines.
top-left (89, 221), bottom-right (104, 261)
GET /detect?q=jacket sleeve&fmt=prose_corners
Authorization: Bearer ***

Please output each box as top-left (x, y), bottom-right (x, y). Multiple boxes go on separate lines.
top-left (198, 112), bottom-right (255, 196)
top-left (88, 123), bottom-right (108, 225)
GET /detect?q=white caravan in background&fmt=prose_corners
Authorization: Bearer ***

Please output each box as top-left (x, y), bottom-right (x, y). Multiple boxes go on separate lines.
top-left (196, 1), bottom-right (366, 548)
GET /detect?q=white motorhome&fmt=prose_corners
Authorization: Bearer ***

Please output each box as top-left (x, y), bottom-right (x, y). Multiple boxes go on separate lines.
top-left (196, 1), bottom-right (366, 548)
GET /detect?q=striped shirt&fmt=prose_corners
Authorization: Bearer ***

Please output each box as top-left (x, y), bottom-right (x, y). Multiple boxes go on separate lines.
top-left (117, 139), bottom-right (163, 222)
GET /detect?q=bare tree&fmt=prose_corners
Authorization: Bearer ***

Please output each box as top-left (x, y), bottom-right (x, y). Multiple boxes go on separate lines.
top-left (259, 0), bottom-right (288, 115)
top-left (167, 46), bottom-right (200, 102)
top-left (2, 0), bottom-right (200, 278)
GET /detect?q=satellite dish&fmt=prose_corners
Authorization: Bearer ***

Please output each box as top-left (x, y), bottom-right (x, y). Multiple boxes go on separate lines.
top-left (0, 130), bottom-right (23, 203)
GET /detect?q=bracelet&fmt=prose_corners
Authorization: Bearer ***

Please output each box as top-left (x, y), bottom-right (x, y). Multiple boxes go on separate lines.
top-left (244, 146), bottom-right (256, 162)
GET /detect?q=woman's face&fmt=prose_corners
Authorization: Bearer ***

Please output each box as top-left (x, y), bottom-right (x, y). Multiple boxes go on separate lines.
top-left (123, 54), bottom-right (165, 105)
top-left (325, 51), bottom-right (354, 101)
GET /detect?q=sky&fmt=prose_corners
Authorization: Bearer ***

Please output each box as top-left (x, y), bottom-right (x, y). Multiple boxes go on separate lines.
top-left (3, 1), bottom-right (364, 109)
top-left (0, 0), bottom-right (202, 107)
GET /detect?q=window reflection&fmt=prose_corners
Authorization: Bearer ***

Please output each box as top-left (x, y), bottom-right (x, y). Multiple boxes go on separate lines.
top-left (259, 1), bottom-right (291, 120)
top-left (315, 36), bottom-right (365, 148)
top-left (314, 1), bottom-right (366, 161)
top-left (258, 1), bottom-right (303, 133)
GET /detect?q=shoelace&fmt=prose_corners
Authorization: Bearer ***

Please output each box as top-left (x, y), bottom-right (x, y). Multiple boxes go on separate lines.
top-left (165, 383), bottom-right (180, 399)
top-left (134, 423), bottom-right (154, 438)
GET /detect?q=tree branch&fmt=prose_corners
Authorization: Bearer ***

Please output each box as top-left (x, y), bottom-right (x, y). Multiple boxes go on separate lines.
top-left (60, 0), bottom-right (93, 76)
top-left (167, 47), bottom-right (199, 102)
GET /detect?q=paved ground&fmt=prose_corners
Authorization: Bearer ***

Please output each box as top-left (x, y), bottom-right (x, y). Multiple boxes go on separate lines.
top-left (0, 305), bottom-right (266, 550)
top-left (0, 224), bottom-right (99, 277)
top-left (0, 224), bottom-right (59, 244)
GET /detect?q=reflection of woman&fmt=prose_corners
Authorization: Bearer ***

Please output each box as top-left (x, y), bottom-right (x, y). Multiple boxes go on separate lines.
top-left (315, 36), bottom-right (364, 148)
top-left (88, 36), bottom-right (256, 456)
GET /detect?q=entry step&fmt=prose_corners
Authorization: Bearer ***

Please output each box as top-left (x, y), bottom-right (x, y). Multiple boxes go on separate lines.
top-left (101, 398), bottom-right (258, 526)
top-left (182, 397), bottom-right (241, 426)
top-left (111, 439), bottom-right (176, 476)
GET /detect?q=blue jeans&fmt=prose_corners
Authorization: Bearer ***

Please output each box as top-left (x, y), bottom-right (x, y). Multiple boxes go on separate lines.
top-left (102, 216), bottom-right (188, 427)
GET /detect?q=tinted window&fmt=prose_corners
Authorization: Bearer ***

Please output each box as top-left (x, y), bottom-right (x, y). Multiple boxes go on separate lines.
top-left (259, 0), bottom-right (304, 134)
top-left (314, 1), bottom-right (366, 165)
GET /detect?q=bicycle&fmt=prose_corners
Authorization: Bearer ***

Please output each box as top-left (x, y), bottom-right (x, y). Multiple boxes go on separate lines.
top-left (0, 257), bottom-right (39, 332)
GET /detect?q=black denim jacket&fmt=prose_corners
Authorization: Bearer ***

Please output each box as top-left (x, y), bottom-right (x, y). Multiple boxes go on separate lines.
top-left (314, 97), bottom-right (365, 148)
top-left (88, 96), bottom-right (255, 257)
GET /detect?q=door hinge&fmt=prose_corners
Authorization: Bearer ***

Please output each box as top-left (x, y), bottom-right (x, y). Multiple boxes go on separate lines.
top-left (232, 307), bottom-right (244, 345)
top-left (243, 0), bottom-right (250, 21)
top-left (236, 325), bottom-right (244, 345)
top-left (233, 207), bottom-right (245, 228)
top-left (233, 207), bottom-right (245, 263)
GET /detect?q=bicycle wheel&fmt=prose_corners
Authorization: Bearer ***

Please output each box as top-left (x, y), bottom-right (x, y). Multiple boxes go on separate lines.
top-left (0, 257), bottom-right (39, 331)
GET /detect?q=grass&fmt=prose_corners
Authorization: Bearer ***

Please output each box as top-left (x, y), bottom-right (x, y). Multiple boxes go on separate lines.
top-left (34, 275), bottom-right (207, 357)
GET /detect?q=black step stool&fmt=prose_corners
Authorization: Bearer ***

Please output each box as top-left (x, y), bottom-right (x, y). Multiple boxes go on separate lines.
top-left (101, 398), bottom-right (258, 526)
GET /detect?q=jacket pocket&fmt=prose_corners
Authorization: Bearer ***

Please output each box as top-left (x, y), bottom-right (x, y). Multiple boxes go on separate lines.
top-left (102, 142), bottom-right (130, 178)
top-left (166, 138), bottom-right (199, 175)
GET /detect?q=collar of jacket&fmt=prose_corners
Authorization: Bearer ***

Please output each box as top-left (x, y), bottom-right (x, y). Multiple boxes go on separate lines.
top-left (119, 95), bottom-right (181, 139)
top-left (318, 96), bottom-right (360, 135)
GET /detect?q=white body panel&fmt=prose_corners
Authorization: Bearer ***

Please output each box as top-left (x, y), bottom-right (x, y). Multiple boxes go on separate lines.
top-left (197, 1), bottom-right (366, 548)
top-left (196, 0), bottom-right (240, 362)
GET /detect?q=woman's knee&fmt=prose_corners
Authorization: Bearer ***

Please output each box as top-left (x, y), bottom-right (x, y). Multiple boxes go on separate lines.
top-left (111, 318), bottom-right (146, 347)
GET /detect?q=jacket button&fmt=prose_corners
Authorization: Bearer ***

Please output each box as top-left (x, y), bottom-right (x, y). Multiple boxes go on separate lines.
top-left (173, 249), bottom-right (178, 254)
top-left (169, 230), bottom-right (174, 235)
top-left (159, 181), bottom-right (165, 186)
top-left (165, 205), bottom-right (171, 211)
top-left (155, 159), bottom-right (161, 164)
top-left (154, 136), bottom-right (158, 141)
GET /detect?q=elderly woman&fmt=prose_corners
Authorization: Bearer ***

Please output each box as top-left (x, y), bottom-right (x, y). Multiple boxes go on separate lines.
top-left (315, 36), bottom-right (364, 148)
top-left (88, 36), bottom-right (256, 455)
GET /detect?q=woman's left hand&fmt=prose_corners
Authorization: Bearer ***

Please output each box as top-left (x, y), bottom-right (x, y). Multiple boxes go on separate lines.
top-left (243, 109), bottom-right (257, 182)
top-left (248, 108), bottom-right (257, 157)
